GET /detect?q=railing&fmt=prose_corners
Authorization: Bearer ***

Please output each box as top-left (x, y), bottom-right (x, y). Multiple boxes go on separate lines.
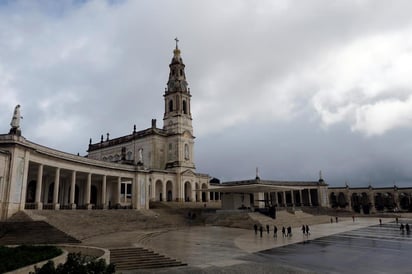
top-left (24, 203), bottom-right (36, 209)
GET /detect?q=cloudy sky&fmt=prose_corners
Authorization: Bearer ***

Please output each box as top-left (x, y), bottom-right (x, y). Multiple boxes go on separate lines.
top-left (1, 0), bottom-right (412, 187)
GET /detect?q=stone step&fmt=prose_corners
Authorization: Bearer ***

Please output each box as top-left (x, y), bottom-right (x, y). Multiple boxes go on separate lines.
top-left (110, 247), bottom-right (187, 270)
top-left (0, 221), bottom-right (80, 245)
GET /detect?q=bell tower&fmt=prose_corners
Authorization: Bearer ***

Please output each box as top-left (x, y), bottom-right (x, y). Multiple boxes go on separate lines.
top-left (163, 38), bottom-right (193, 135)
top-left (163, 39), bottom-right (195, 170)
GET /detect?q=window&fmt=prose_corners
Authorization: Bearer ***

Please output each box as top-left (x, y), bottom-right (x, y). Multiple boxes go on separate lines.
top-left (184, 144), bottom-right (189, 160)
top-left (183, 100), bottom-right (187, 114)
top-left (120, 182), bottom-right (132, 202)
top-left (169, 100), bottom-right (173, 112)
top-left (126, 151), bottom-right (133, 160)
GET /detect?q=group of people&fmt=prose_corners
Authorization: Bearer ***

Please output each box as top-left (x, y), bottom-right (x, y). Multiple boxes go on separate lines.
top-left (253, 224), bottom-right (305, 238)
top-left (301, 224), bottom-right (310, 236)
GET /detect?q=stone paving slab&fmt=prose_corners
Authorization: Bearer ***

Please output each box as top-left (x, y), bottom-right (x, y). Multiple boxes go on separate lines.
top-left (82, 216), bottom-right (398, 273)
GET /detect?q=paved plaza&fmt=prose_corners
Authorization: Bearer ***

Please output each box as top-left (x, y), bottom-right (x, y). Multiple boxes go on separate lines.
top-left (82, 216), bottom-right (412, 273)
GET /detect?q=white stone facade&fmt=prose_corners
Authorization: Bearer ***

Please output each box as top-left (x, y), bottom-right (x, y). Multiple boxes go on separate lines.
top-left (0, 44), bottom-right (211, 220)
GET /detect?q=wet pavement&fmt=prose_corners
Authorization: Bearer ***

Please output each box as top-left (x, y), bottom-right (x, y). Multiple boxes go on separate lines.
top-left (251, 220), bottom-right (412, 273)
top-left (96, 216), bottom-right (412, 273)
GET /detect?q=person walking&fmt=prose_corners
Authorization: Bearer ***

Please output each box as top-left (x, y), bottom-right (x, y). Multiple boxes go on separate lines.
top-left (305, 224), bottom-right (310, 236)
top-left (266, 224), bottom-right (270, 234)
top-left (282, 226), bottom-right (286, 237)
top-left (254, 224), bottom-right (258, 235)
top-left (273, 225), bottom-right (278, 238)
top-left (259, 226), bottom-right (263, 238)
top-left (302, 225), bottom-right (306, 235)
top-left (287, 226), bottom-right (292, 237)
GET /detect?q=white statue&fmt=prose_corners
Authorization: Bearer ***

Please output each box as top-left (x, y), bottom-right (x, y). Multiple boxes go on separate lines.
top-left (10, 104), bottom-right (22, 131)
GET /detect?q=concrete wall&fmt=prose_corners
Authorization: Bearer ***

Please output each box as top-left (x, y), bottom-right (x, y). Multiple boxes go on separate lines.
top-left (221, 193), bottom-right (251, 210)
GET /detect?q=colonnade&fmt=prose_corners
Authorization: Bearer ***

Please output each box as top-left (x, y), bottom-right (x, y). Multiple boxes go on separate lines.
top-left (25, 161), bottom-right (136, 210)
top-left (329, 187), bottom-right (412, 213)
top-left (264, 188), bottom-right (319, 207)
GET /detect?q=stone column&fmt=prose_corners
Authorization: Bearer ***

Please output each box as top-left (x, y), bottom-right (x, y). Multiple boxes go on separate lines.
top-left (131, 178), bottom-right (137, 209)
top-left (369, 190), bottom-right (376, 213)
top-left (299, 190), bottom-right (303, 206)
top-left (162, 182), bottom-right (166, 202)
top-left (85, 173), bottom-right (92, 209)
top-left (53, 167), bottom-right (60, 210)
top-left (70, 170), bottom-right (76, 209)
top-left (205, 188), bottom-right (210, 202)
top-left (273, 191), bottom-right (278, 206)
top-left (101, 175), bottom-right (107, 209)
top-left (283, 191), bottom-right (286, 207)
top-left (190, 183), bottom-right (196, 202)
top-left (308, 189), bottom-right (312, 206)
top-left (150, 181), bottom-right (156, 201)
top-left (35, 164), bottom-right (43, 209)
top-left (347, 190), bottom-right (352, 210)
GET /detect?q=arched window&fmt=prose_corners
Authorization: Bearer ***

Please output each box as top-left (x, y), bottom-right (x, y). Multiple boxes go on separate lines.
top-left (183, 100), bottom-right (187, 114)
top-left (126, 151), bottom-right (132, 160)
top-left (184, 144), bottom-right (189, 160)
top-left (169, 100), bottom-right (173, 112)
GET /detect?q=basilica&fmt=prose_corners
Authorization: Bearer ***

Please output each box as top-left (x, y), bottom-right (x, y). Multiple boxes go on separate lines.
top-left (0, 43), bottom-right (210, 220)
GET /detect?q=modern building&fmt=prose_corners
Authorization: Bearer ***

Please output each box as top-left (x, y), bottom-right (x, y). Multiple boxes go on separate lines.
top-left (210, 175), bottom-right (329, 211)
top-left (0, 43), bottom-right (210, 220)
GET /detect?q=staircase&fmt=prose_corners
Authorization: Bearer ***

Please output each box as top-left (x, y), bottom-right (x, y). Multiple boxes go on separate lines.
top-left (0, 221), bottom-right (80, 245)
top-left (248, 209), bottom-right (331, 229)
top-left (110, 247), bottom-right (187, 270)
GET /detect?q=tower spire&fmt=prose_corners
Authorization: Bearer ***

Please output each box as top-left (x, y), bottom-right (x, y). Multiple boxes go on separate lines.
top-left (175, 37), bottom-right (179, 49)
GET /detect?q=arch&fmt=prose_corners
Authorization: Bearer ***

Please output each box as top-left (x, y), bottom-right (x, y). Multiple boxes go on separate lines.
top-left (330, 192), bottom-right (337, 208)
top-left (184, 181), bottom-right (192, 202)
top-left (166, 181), bottom-right (173, 201)
top-left (155, 180), bottom-right (163, 201)
top-left (337, 192), bottom-right (347, 208)
top-left (169, 100), bottom-right (173, 112)
top-left (91, 185), bottom-right (98, 205)
top-left (108, 155), bottom-right (113, 162)
top-left (383, 192), bottom-right (394, 210)
top-left (26, 180), bottom-right (36, 203)
top-left (351, 193), bottom-right (361, 213)
top-left (360, 192), bottom-right (370, 214)
top-left (201, 183), bottom-right (208, 202)
top-left (374, 193), bottom-right (384, 211)
top-left (183, 100), bottom-right (187, 114)
top-left (114, 154), bottom-right (120, 162)
top-left (399, 192), bottom-right (410, 210)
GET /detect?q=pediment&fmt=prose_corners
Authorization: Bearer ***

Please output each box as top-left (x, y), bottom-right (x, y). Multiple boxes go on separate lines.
top-left (181, 169), bottom-right (196, 177)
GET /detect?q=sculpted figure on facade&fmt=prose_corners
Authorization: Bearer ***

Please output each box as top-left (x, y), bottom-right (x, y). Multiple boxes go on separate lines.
top-left (9, 104), bottom-right (22, 134)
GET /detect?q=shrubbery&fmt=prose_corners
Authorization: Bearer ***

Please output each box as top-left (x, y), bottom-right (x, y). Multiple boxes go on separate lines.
top-left (0, 245), bottom-right (62, 273)
top-left (31, 252), bottom-right (115, 274)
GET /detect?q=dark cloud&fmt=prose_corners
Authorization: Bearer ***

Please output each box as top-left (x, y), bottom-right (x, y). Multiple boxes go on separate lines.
top-left (1, 0), bottom-right (412, 187)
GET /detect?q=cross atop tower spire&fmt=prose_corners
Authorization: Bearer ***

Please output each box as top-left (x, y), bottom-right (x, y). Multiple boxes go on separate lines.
top-left (175, 37), bottom-right (179, 49)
